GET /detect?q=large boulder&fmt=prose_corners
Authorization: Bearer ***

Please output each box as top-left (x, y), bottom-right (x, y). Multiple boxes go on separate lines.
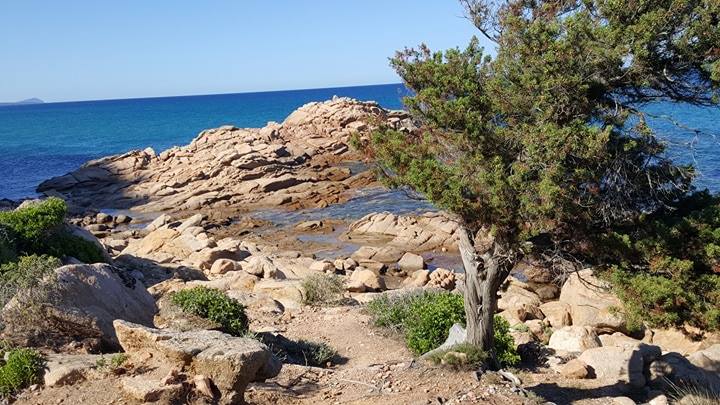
top-left (548, 326), bottom-right (601, 353)
top-left (114, 320), bottom-right (281, 404)
top-left (578, 343), bottom-right (661, 389)
top-left (498, 282), bottom-right (544, 322)
top-left (349, 269), bottom-right (386, 292)
top-left (347, 212), bottom-right (459, 252)
top-left (649, 349), bottom-right (720, 395)
top-left (3, 263), bottom-right (156, 349)
top-left (559, 269), bottom-right (625, 333)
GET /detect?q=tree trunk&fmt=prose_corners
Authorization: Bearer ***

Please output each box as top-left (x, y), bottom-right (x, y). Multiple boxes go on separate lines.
top-left (458, 225), bottom-right (513, 369)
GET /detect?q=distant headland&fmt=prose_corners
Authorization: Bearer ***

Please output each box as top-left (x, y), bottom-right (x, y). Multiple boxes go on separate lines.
top-left (0, 98), bottom-right (44, 106)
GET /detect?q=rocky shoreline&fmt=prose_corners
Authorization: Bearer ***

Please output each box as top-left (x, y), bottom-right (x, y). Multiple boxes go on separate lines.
top-left (4, 98), bottom-right (719, 404)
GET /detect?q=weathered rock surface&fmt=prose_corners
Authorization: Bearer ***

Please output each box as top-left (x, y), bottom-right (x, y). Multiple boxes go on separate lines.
top-left (649, 344), bottom-right (720, 394)
top-left (38, 98), bottom-right (410, 213)
top-left (548, 326), bottom-right (602, 353)
top-left (44, 353), bottom-right (105, 387)
top-left (578, 343), bottom-right (661, 389)
top-left (114, 320), bottom-right (281, 403)
top-left (559, 269), bottom-right (625, 333)
top-left (3, 263), bottom-right (156, 348)
top-left (347, 212), bottom-right (459, 251)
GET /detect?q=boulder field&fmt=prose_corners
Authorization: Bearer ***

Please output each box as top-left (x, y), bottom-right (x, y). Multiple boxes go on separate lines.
top-left (6, 98), bottom-right (720, 404)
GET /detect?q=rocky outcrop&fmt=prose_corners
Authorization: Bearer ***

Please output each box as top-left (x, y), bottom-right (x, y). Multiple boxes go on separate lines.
top-left (558, 269), bottom-right (625, 333)
top-left (3, 263), bottom-right (156, 349)
top-left (38, 98), bottom-right (410, 213)
top-left (114, 320), bottom-right (281, 404)
top-left (346, 212), bottom-right (459, 251)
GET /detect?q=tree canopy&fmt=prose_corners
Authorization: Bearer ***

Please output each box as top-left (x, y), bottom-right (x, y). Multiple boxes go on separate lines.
top-left (359, 0), bottom-right (720, 359)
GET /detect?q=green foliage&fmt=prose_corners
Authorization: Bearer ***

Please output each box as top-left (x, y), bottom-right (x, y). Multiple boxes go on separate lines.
top-left (0, 255), bottom-right (61, 332)
top-left (0, 198), bottom-right (105, 264)
top-left (171, 287), bottom-right (248, 337)
top-left (426, 342), bottom-right (487, 370)
top-left (493, 316), bottom-right (521, 367)
top-left (403, 291), bottom-right (466, 355)
top-left (603, 193), bottom-right (720, 331)
top-left (294, 340), bottom-right (338, 367)
top-left (0, 348), bottom-right (44, 398)
top-left (301, 273), bottom-right (345, 306)
top-left (96, 353), bottom-right (128, 371)
top-left (42, 232), bottom-right (105, 264)
top-left (0, 198), bottom-right (66, 247)
top-left (366, 291), bottom-right (519, 367)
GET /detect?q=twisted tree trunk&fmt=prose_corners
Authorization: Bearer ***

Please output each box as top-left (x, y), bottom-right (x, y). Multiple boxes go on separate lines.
top-left (458, 225), bottom-right (513, 369)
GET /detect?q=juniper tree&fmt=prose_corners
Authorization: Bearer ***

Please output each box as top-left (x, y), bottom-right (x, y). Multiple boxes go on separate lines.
top-left (360, 0), bottom-right (720, 366)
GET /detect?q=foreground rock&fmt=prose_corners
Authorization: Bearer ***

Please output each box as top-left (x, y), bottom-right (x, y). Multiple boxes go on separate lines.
top-left (115, 320), bottom-right (281, 403)
top-left (3, 263), bottom-right (156, 349)
top-left (38, 98), bottom-right (410, 213)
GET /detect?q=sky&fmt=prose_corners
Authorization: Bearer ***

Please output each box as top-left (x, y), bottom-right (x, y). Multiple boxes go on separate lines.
top-left (1, 1), bottom-right (490, 102)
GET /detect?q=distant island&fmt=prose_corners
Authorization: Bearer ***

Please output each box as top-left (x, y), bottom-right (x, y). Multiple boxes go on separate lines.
top-left (0, 98), bottom-right (44, 106)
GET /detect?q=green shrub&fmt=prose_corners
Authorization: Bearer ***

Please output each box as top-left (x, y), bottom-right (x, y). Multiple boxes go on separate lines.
top-left (96, 353), bottom-right (128, 371)
top-left (0, 255), bottom-right (61, 332)
top-left (403, 292), bottom-right (465, 355)
top-left (0, 226), bottom-right (16, 266)
top-left (295, 339), bottom-right (338, 367)
top-left (42, 231), bottom-right (105, 264)
top-left (171, 287), bottom-right (248, 336)
top-left (301, 273), bottom-right (345, 306)
top-left (0, 348), bottom-right (44, 397)
top-left (0, 198), bottom-right (66, 246)
top-left (426, 342), bottom-right (487, 370)
top-left (366, 290), bottom-right (520, 367)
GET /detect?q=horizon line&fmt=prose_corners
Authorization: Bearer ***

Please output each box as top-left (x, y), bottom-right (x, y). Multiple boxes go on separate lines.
top-left (4, 82), bottom-right (405, 106)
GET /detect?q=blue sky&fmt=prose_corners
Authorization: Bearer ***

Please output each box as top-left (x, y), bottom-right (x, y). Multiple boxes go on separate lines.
top-left (1, 1), bottom-right (489, 102)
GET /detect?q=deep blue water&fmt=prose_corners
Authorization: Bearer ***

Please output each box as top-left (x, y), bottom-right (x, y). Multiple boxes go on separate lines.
top-left (0, 83), bottom-right (718, 200)
top-left (0, 84), bottom-right (409, 200)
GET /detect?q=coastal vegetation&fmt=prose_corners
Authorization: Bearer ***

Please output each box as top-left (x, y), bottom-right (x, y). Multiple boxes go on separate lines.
top-left (170, 286), bottom-right (249, 337)
top-left (359, 0), bottom-right (720, 367)
top-left (0, 346), bottom-right (44, 398)
top-left (366, 291), bottom-right (520, 367)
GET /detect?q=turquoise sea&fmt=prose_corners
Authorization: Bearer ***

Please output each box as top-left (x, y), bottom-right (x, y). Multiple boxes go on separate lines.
top-left (0, 83), bottom-right (718, 200)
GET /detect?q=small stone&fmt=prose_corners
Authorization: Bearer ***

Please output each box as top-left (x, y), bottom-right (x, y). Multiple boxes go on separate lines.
top-left (558, 359), bottom-right (589, 379)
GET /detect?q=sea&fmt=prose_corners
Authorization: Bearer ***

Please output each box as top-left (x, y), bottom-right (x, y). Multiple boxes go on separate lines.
top-left (0, 83), bottom-right (718, 200)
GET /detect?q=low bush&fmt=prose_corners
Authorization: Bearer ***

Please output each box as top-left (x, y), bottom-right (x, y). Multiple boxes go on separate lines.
top-left (171, 287), bottom-right (249, 337)
top-left (0, 347), bottom-right (44, 398)
top-left (294, 339), bottom-right (338, 367)
top-left (42, 231), bottom-right (106, 264)
top-left (301, 273), bottom-right (345, 306)
top-left (426, 342), bottom-right (487, 370)
top-left (0, 226), bottom-right (16, 265)
top-left (0, 198), bottom-right (66, 248)
top-left (0, 255), bottom-right (60, 329)
top-left (366, 290), bottom-right (520, 367)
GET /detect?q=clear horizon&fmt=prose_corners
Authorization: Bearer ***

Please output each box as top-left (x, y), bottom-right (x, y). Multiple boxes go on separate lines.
top-left (1, 1), bottom-right (490, 103)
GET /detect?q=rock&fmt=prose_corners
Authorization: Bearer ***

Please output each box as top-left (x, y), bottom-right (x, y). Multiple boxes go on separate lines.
top-left (498, 282), bottom-right (544, 321)
top-left (539, 301), bottom-right (572, 328)
top-left (115, 214), bottom-right (131, 224)
top-left (210, 259), bottom-right (238, 275)
top-left (427, 268), bottom-right (456, 290)
top-left (3, 264), bottom-right (156, 349)
top-left (95, 213), bottom-right (113, 224)
top-left (397, 252), bottom-right (425, 271)
top-left (253, 279), bottom-right (304, 309)
top-left (345, 279), bottom-right (367, 293)
top-left (176, 213), bottom-right (204, 234)
top-left (370, 246), bottom-right (405, 263)
top-left (648, 395), bottom-right (669, 405)
top-left (347, 212), bottom-right (459, 251)
top-left (649, 346), bottom-right (720, 394)
top-left (295, 220), bottom-right (323, 231)
top-left (349, 269), bottom-right (386, 292)
top-left (146, 214), bottom-right (172, 232)
top-left (121, 375), bottom-right (185, 403)
top-left (559, 269), bottom-right (625, 333)
top-left (548, 326), bottom-right (602, 353)
top-left (402, 269), bottom-right (430, 288)
top-left (242, 255), bottom-right (278, 278)
top-left (309, 260), bottom-right (335, 273)
top-left (558, 359), bottom-right (590, 379)
top-left (421, 324), bottom-right (467, 359)
top-left (579, 343), bottom-right (661, 389)
top-left (114, 320), bottom-right (281, 403)
top-left (610, 397), bottom-right (636, 405)
top-left (44, 354), bottom-right (104, 387)
top-left (193, 374), bottom-right (216, 399)
top-left (64, 224), bottom-right (113, 262)
top-left (651, 328), bottom-right (704, 356)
